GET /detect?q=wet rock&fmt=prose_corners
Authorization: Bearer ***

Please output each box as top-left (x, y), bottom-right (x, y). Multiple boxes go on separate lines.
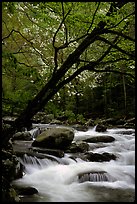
top-left (83, 135), bottom-right (115, 143)
top-left (16, 186), bottom-right (38, 195)
top-left (2, 176), bottom-right (20, 202)
top-left (12, 131), bottom-right (32, 141)
top-left (95, 124), bottom-right (107, 132)
top-left (72, 124), bottom-right (88, 131)
top-left (2, 148), bottom-right (23, 181)
top-left (84, 152), bottom-right (117, 162)
top-left (78, 171), bottom-right (109, 183)
top-left (32, 127), bottom-right (74, 150)
top-left (66, 141), bottom-right (89, 153)
top-left (30, 147), bottom-right (64, 158)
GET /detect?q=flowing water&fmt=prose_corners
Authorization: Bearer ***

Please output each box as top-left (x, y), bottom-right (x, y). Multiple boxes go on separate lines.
top-left (13, 125), bottom-right (135, 202)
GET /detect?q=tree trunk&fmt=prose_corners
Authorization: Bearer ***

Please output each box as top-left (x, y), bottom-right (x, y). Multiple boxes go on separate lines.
top-left (2, 2), bottom-right (128, 147)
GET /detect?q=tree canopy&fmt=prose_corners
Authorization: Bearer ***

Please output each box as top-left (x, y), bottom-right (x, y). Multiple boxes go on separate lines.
top-left (2, 2), bottom-right (135, 133)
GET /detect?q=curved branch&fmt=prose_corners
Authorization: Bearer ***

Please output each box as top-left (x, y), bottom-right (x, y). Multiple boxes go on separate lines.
top-left (2, 29), bottom-right (14, 41)
top-left (108, 11), bottom-right (135, 29)
top-left (103, 29), bottom-right (135, 42)
top-left (96, 36), bottom-right (135, 60)
top-left (93, 68), bottom-right (135, 79)
top-left (87, 2), bottom-right (101, 33)
top-left (52, 8), bottom-right (72, 49)
top-left (97, 57), bottom-right (133, 65)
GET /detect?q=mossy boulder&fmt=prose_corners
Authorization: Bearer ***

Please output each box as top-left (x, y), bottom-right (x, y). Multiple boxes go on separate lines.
top-left (32, 127), bottom-right (74, 150)
top-left (12, 131), bottom-right (32, 141)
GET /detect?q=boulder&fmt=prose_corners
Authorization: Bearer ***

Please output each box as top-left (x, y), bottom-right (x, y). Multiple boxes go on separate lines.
top-left (12, 131), bottom-right (32, 141)
top-left (15, 186), bottom-right (38, 195)
top-left (95, 124), bottom-right (107, 132)
top-left (83, 135), bottom-right (115, 143)
top-left (32, 127), bottom-right (74, 150)
top-left (78, 171), bottom-right (109, 183)
top-left (84, 152), bottom-right (117, 162)
top-left (72, 124), bottom-right (88, 131)
top-left (50, 119), bottom-right (62, 125)
top-left (66, 141), bottom-right (89, 153)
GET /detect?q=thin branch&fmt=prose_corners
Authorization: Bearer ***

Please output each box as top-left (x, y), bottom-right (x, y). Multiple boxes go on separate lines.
top-left (79, 57), bottom-right (132, 65)
top-left (52, 6), bottom-right (72, 74)
top-left (107, 11), bottom-right (135, 30)
top-left (103, 29), bottom-right (135, 42)
top-left (87, 2), bottom-right (101, 33)
top-left (96, 57), bottom-right (133, 65)
top-left (93, 68), bottom-right (135, 79)
top-left (96, 35), bottom-right (119, 64)
top-left (2, 29), bottom-right (14, 41)
top-left (52, 8), bottom-right (72, 49)
top-left (96, 36), bottom-right (135, 60)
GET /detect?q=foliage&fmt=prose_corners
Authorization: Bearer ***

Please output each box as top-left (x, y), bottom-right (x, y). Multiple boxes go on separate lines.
top-left (2, 2), bottom-right (135, 121)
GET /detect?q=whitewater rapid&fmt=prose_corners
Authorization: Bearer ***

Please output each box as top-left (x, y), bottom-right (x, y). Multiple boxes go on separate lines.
top-left (13, 126), bottom-right (135, 202)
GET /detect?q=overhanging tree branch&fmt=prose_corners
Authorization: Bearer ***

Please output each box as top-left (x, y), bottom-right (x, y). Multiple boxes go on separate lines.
top-left (96, 36), bottom-right (135, 60)
top-left (87, 2), bottom-right (100, 33)
top-left (93, 68), bottom-right (135, 79)
top-left (103, 29), bottom-right (135, 42)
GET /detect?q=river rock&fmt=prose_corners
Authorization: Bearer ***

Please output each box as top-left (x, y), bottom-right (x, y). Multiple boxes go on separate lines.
top-left (66, 141), bottom-right (89, 153)
top-left (78, 171), bottom-right (109, 183)
top-left (95, 124), bottom-right (107, 132)
top-left (72, 124), bottom-right (88, 131)
top-left (32, 127), bottom-right (74, 150)
top-left (30, 147), bottom-right (64, 157)
top-left (84, 152), bottom-right (116, 162)
top-left (12, 131), bottom-right (32, 141)
top-left (16, 186), bottom-right (38, 195)
top-left (83, 135), bottom-right (115, 143)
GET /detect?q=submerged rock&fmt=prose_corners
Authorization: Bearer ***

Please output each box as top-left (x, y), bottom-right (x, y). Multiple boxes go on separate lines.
top-left (84, 152), bottom-right (117, 162)
top-left (78, 171), bottom-right (109, 183)
top-left (83, 135), bottom-right (115, 143)
top-left (32, 127), bottom-right (74, 150)
top-left (15, 186), bottom-right (38, 195)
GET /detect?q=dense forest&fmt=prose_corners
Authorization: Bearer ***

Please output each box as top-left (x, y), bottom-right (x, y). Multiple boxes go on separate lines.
top-left (2, 2), bottom-right (135, 130)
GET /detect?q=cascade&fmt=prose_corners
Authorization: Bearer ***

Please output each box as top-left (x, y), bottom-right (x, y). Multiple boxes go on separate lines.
top-left (12, 126), bottom-right (135, 202)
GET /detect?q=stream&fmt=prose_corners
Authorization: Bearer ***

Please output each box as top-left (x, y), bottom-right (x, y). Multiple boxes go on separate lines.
top-left (13, 125), bottom-right (135, 202)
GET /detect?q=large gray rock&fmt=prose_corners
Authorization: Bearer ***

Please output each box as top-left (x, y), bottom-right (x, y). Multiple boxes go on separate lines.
top-left (32, 127), bottom-right (74, 150)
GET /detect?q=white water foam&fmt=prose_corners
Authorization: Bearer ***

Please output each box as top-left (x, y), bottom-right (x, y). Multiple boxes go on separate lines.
top-left (13, 126), bottom-right (135, 202)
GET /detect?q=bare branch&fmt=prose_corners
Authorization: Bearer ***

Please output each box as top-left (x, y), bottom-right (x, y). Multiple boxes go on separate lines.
top-left (95, 35), bottom-right (119, 64)
top-left (107, 11), bottom-right (135, 29)
top-left (93, 68), bottom-right (135, 79)
top-left (103, 29), bottom-right (135, 42)
top-left (52, 8), bottom-right (72, 49)
top-left (96, 36), bottom-right (135, 60)
top-left (2, 29), bottom-right (14, 41)
top-left (87, 2), bottom-right (101, 33)
top-left (97, 57), bottom-right (133, 65)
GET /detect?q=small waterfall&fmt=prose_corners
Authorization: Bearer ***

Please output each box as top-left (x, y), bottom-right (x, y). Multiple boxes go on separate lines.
top-left (78, 171), bottom-right (110, 183)
top-left (12, 126), bottom-right (135, 202)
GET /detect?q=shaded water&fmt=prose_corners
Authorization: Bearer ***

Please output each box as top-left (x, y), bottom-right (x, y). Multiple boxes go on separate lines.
top-left (13, 126), bottom-right (135, 202)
